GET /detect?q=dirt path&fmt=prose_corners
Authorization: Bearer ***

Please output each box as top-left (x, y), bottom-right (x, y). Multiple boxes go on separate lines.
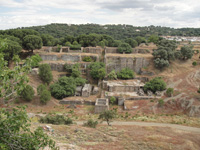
top-left (76, 121), bottom-right (200, 133)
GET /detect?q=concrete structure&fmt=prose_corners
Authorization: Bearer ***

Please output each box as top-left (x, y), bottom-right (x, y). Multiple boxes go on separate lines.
top-left (75, 86), bottom-right (83, 96)
top-left (94, 98), bottom-right (109, 113)
top-left (82, 84), bottom-right (92, 97)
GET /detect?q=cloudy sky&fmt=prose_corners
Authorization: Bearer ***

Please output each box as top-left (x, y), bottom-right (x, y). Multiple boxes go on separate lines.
top-left (0, 0), bottom-right (199, 30)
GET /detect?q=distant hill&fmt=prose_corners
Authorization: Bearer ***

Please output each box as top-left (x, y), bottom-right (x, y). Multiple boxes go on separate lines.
top-left (23, 23), bottom-right (200, 40)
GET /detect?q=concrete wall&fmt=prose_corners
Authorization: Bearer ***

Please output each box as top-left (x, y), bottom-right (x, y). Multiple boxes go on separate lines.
top-left (94, 98), bottom-right (109, 113)
top-left (105, 55), bottom-right (150, 74)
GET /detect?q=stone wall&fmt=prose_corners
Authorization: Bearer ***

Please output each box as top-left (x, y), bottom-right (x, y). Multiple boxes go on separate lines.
top-left (61, 54), bottom-right (81, 62)
top-left (94, 98), bottom-right (109, 113)
top-left (105, 55), bottom-right (150, 74)
top-left (40, 54), bottom-right (58, 61)
top-left (59, 100), bottom-right (95, 105)
top-left (105, 47), bottom-right (150, 54)
top-left (83, 47), bottom-right (103, 54)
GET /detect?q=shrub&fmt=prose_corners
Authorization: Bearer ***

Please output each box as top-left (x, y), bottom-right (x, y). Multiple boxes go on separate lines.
top-left (89, 62), bottom-right (106, 80)
top-left (74, 77), bottom-right (87, 86)
top-left (21, 85), bottom-right (34, 101)
top-left (37, 84), bottom-right (47, 95)
top-left (107, 70), bottom-right (117, 80)
top-left (110, 96), bottom-right (116, 105)
top-left (117, 68), bottom-right (135, 79)
top-left (192, 61), bottom-right (197, 66)
top-left (50, 76), bottom-right (76, 99)
top-left (180, 45), bottom-right (193, 60)
top-left (39, 64), bottom-right (53, 85)
top-left (117, 43), bottom-right (132, 54)
top-left (82, 56), bottom-right (93, 62)
top-left (154, 58), bottom-right (169, 69)
top-left (30, 54), bottom-right (42, 68)
top-left (197, 88), bottom-right (200, 93)
top-left (64, 63), bottom-right (81, 78)
top-left (40, 90), bottom-right (51, 104)
top-left (40, 114), bottom-right (73, 125)
top-left (144, 77), bottom-right (166, 93)
top-left (158, 99), bottom-right (164, 107)
top-left (166, 88), bottom-right (174, 97)
top-left (84, 119), bottom-right (98, 128)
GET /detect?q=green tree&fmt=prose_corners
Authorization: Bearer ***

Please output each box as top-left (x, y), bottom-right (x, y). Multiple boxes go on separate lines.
top-left (144, 77), bottom-right (166, 93)
top-left (110, 96), bottom-right (116, 105)
top-left (117, 43), bottom-right (132, 54)
top-left (0, 106), bottom-right (58, 150)
top-left (117, 68), bottom-right (135, 79)
top-left (125, 38), bottom-right (138, 48)
top-left (39, 64), bottom-right (53, 85)
top-left (154, 58), bottom-right (169, 69)
top-left (74, 77), bottom-right (87, 86)
top-left (135, 36), bottom-right (146, 45)
top-left (98, 110), bottom-right (116, 126)
top-left (148, 35), bottom-right (159, 44)
top-left (40, 90), bottom-right (51, 104)
top-left (37, 84), bottom-right (47, 96)
top-left (30, 54), bottom-right (42, 68)
top-left (23, 35), bottom-right (42, 52)
top-left (41, 34), bottom-right (55, 46)
top-left (20, 85), bottom-right (34, 102)
top-left (89, 62), bottom-right (106, 80)
top-left (107, 70), bottom-right (117, 80)
top-left (180, 45), bottom-right (193, 60)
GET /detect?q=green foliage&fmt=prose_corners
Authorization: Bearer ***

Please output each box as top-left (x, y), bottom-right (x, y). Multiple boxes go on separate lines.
top-left (148, 35), bottom-right (159, 44)
top-left (41, 34), bottom-right (55, 46)
top-left (192, 61), bottom-right (197, 66)
top-left (98, 41), bottom-right (105, 48)
top-left (117, 43), bottom-right (132, 54)
top-left (110, 96), bottom-right (116, 105)
top-left (117, 68), bottom-right (135, 79)
top-left (2, 40), bottom-right (22, 61)
top-left (158, 99), bottom-right (164, 107)
top-left (197, 88), bottom-right (200, 93)
top-left (39, 64), bottom-right (53, 85)
top-left (37, 84), bottom-right (47, 95)
top-left (23, 35), bottom-right (42, 51)
top-left (50, 76), bottom-right (76, 99)
top-left (74, 77), bottom-right (86, 86)
top-left (40, 114), bottom-right (73, 125)
top-left (107, 70), bottom-right (117, 80)
top-left (20, 85), bottom-right (34, 102)
top-left (98, 109), bottom-right (116, 126)
top-left (166, 88), bottom-right (174, 97)
top-left (40, 90), bottom-right (51, 104)
top-left (64, 63), bottom-right (81, 77)
top-left (180, 45), bottom-right (194, 60)
top-left (89, 62), bottom-right (106, 80)
top-left (82, 56), bottom-right (93, 62)
top-left (144, 77), bottom-right (166, 93)
top-left (125, 38), bottom-right (138, 48)
top-left (135, 36), bottom-right (146, 45)
top-left (0, 106), bottom-right (58, 150)
top-left (84, 119), bottom-right (98, 128)
top-left (30, 54), bottom-right (42, 67)
top-left (154, 58), bottom-right (169, 69)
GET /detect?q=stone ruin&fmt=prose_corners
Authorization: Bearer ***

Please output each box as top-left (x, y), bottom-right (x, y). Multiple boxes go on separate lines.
top-left (74, 84), bottom-right (99, 97)
top-left (94, 98), bottom-right (109, 113)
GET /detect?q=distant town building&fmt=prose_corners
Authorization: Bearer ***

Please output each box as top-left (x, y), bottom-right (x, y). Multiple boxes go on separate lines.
top-left (161, 36), bottom-right (200, 42)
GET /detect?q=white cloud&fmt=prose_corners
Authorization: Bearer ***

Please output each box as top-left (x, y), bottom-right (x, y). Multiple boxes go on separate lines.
top-left (0, 0), bottom-right (199, 29)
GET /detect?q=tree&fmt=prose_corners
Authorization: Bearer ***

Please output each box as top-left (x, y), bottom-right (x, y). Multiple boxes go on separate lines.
top-left (41, 34), bottom-right (55, 46)
top-left (154, 58), bottom-right (169, 69)
top-left (20, 85), bottom-right (34, 102)
top-left (0, 106), bottom-right (58, 150)
top-left (98, 110), bottom-right (116, 126)
top-left (144, 77), bottom-right (166, 93)
top-left (117, 68), bottom-right (135, 79)
top-left (89, 62), bottom-right (106, 80)
top-left (180, 45), bottom-right (193, 60)
top-left (125, 38), bottom-right (138, 48)
top-left (117, 43), bottom-right (132, 54)
top-left (3, 40), bottom-right (22, 62)
top-left (107, 70), bottom-right (117, 80)
top-left (40, 90), bottom-right (51, 104)
top-left (148, 35), bottom-right (159, 44)
top-left (0, 40), bottom-right (32, 104)
top-left (135, 36), bottom-right (146, 45)
top-left (37, 84), bottom-right (47, 96)
top-left (50, 77), bottom-right (76, 99)
top-left (30, 54), bottom-right (42, 68)
top-left (166, 88), bottom-right (174, 97)
top-left (23, 35), bottom-right (42, 52)
top-left (110, 96), bottom-right (116, 105)
top-left (39, 64), bottom-right (53, 85)
top-left (74, 77), bottom-right (86, 86)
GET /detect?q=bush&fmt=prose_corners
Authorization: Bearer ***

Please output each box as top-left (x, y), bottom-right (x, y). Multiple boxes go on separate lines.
top-left (30, 54), bottom-right (42, 67)
top-left (107, 70), bottom-right (117, 80)
top-left (82, 56), bottom-right (93, 62)
top-left (84, 119), bottom-right (98, 128)
top-left (40, 90), bottom-right (51, 104)
top-left (117, 68), bottom-right (135, 79)
top-left (197, 88), bottom-right (200, 93)
top-left (154, 58), bottom-right (169, 69)
top-left (37, 84), bottom-right (47, 95)
top-left (21, 85), bottom-right (34, 101)
top-left (166, 88), bottom-right (174, 97)
top-left (158, 99), bottom-right (164, 107)
top-left (192, 61), bottom-right (197, 66)
top-left (74, 77), bottom-right (87, 86)
top-left (50, 76), bottom-right (76, 99)
top-left (110, 96), bottom-right (116, 105)
top-left (117, 43), bottom-right (132, 54)
top-left (64, 63), bottom-right (81, 78)
top-left (39, 64), bottom-right (53, 85)
top-left (144, 77), bottom-right (166, 93)
top-left (40, 114), bottom-right (73, 125)
top-left (89, 62), bottom-right (106, 80)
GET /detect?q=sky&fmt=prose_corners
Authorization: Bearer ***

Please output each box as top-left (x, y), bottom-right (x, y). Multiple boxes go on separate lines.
top-left (0, 0), bottom-right (200, 30)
